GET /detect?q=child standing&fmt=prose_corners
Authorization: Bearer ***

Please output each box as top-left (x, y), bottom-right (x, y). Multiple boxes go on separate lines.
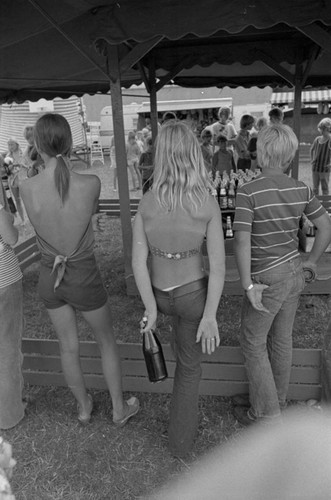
top-left (233, 124), bottom-right (331, 426)
top-left (126, 131), bottom-right (141, 191)
top-left (212, 134), bottom-right (236, 178)
top-left (234, 114), bottom-right (255, 171)
top-left (5, 138), bottom-right (25, 223)
top-left (200, 129), bottom-right (213, 172)
top-left (247, 117), bottom-right (267, 171)
top-left (310, 117), bottom-right (331, 195)
top-left (138, 137), bottom-right (154, 194)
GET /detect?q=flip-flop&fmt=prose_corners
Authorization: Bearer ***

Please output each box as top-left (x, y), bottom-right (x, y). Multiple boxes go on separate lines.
top-left (113, 397), bottom-right (140, 427)
top-left (77, 393), bottom-right (93, 426)
top-left (232, 393), bottom-right (250, 407)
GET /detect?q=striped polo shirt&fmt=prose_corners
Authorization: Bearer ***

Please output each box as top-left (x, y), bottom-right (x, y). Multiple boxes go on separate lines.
top-left (311, 137), bottom-right (331, 173)
top-left (0, 234), bottom-right (22, 288)
top-left (233, 172), bottom-right (325, 274)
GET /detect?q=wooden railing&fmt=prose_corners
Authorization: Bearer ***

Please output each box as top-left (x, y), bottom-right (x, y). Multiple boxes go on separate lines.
top-left (22, 339), bottom-right (321, 400)
top-left (98, 198), bottom-right (140, 217)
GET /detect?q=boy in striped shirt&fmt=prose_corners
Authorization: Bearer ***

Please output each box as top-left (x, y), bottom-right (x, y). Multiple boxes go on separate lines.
top-left (233, 124), bottom-right (331, 426)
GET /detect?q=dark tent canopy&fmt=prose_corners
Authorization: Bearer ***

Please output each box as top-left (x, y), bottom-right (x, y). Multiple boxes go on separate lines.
top-left (2, 0), bottom-right (331, 293)
top-left (1, 0), bottom-right (331, 102)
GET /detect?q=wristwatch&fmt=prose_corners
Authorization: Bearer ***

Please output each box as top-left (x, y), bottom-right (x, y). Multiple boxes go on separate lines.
top-left (245, 283), bottom-right (254, 292)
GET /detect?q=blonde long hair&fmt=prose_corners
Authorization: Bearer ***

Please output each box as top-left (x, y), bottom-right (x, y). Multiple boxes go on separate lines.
top-left (152, 121), bottom-right (212, 211)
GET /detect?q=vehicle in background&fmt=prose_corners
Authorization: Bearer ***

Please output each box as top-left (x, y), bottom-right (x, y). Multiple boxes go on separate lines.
top-left (99, 103), bottom-right (141, 150)
top-left (137, 97), bottom-right (233, 136)
top-left (99, 98), bottom-right (233, 149)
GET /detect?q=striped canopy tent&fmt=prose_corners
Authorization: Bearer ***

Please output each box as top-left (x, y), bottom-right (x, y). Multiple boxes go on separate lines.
top-left (0, 97), bottom-right (85, 153)
top-left (271, 89), bottom-right (331, 106)
top-left (2, 0), bottom-right (331, 293)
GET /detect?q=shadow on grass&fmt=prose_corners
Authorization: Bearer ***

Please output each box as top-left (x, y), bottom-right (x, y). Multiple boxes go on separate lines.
top-left (3, 387), bottom-right (241, 500)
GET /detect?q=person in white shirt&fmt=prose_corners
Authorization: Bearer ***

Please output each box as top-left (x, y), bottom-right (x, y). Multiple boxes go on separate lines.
top-left (204, 106), bottom-right (237, 149)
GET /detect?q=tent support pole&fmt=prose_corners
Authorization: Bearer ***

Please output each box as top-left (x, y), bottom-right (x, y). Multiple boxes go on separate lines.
top-left (149, 57), bottom-right (158, 144)
top-left (107, 44), bottom-right (137, 295)
top-left (292, 59), bottom-right (303, 180)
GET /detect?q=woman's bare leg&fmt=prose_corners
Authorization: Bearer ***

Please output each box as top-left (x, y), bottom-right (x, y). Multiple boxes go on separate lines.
top-left (128, 165), bottom-right (137, 189)
top-left (11, 188), bottom-right (25, 223)
top-left (134, 162), bottom-right (142, 190)
top-left (81, 300), bottom-right (127, 420)
top-left (47, 305), bottom-right (91, 413)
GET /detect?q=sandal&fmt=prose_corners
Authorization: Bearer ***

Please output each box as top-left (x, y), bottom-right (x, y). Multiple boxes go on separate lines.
top-left (77, 393), bottom-right (93, 426)
top-left (113, 397), bottom-right (140, 427)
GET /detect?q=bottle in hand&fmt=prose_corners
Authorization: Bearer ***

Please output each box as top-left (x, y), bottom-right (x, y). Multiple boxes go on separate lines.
top-left (142, 321), bottom-right (168, 383)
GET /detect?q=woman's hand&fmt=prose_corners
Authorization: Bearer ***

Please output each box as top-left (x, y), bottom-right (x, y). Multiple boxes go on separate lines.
top-left (140, 310), bottom-right (157, 333)
top-left (196, 317), bottom-right (220, 355)
top-left (92, 213), bottom-right (107, 232)
top-left (246, 284), bottom-right (270, 313)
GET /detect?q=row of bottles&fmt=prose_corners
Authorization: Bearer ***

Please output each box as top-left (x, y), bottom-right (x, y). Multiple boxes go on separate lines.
top-left (209, 169), bottom-right (261, 210)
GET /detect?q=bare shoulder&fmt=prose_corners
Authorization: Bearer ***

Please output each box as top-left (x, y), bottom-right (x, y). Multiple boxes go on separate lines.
top-left (19, 174), bottom-right (39, 197)
top-left (138, 190), bottom-right (155, 212)
top-left (204, 194), bottom-right (221, 218)
top-left (72, 172), bottom-right (100, 193)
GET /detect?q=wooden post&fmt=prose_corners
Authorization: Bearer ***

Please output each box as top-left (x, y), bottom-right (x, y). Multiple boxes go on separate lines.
top-left (149, 57), bottom-right (158, 144)
top-left (292, 60), bottom-right (303, 179)
top-left (107, 45), bottom-right (137, 295)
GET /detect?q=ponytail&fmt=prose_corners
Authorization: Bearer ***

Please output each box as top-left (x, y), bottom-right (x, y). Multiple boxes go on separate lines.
top-left (55, 154), bottom-right (70, 204)
top-left (34, 114), bottom-right (73, 204)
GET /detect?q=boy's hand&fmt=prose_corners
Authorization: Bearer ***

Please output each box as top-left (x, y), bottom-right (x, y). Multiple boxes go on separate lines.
top-left (303, 260), bottom-right (317, 275)
top-left (246, 284), bottom-right (270, 313)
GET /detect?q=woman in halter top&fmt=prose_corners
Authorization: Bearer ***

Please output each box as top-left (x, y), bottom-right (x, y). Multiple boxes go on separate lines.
top-left (20, 114), bottom-right (139, 427)
top-left (132, 120), bottom-right (225, 457)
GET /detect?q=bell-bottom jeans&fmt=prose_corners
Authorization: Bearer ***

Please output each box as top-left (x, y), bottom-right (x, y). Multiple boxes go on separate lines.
top-left (240, 257), bottom-right (305, 419)
top-left (153, 279), bottom-right (207, 457)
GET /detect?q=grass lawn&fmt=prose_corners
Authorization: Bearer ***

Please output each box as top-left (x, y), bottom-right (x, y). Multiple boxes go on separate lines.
top-left (4, 157), bottom-right (330, 499)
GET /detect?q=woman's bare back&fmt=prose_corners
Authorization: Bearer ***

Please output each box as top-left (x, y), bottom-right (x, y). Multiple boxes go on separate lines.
top-left (21, 168), bottom-right (100, 255)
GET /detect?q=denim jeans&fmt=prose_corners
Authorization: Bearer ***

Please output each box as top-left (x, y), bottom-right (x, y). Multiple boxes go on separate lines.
top-left (153, 280), bottom-right (207, 457)
top-left (0, 279), bottom-right (25, 429)
top-left (240, 257), bottom-right (305, 419)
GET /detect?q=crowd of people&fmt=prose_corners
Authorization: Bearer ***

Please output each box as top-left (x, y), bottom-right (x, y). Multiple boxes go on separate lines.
top-left (1, 106), bottom-right (331, 468)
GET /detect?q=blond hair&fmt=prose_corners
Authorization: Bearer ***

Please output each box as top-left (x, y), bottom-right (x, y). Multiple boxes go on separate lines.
top-left (152, 121), bottom-right (212, 211)
top-left (257, 124), bottom-right (298, 170)
top-left (318, 118), bottom-right (331, 132)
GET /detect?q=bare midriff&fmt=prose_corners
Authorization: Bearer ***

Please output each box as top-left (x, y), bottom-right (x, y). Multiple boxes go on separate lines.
top-left (140, 193), bottom-right (209, 290)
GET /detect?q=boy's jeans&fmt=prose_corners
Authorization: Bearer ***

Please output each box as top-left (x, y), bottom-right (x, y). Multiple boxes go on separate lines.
top-left (0, 279), bottom-right (25, 429)
top-left (240, 257), bottom-right (305, 419)
top-left (153, 279), bottom-right (207, 457)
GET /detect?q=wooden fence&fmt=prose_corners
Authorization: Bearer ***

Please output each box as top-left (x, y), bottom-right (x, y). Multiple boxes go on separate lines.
top-left (22, 339), bottom-right (321, 400)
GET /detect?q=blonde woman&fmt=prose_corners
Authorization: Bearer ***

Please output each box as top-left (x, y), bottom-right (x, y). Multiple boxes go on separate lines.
top-left (20, 114), bottom-right (139, 427)
top-left (132, 121), bottom-right (225, 457)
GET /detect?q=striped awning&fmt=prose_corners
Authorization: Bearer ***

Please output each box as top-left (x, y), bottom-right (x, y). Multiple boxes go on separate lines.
top-left (271, 89), bottom-right (331, 105)
top-left (0, 97), bottom-right (85, 152)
